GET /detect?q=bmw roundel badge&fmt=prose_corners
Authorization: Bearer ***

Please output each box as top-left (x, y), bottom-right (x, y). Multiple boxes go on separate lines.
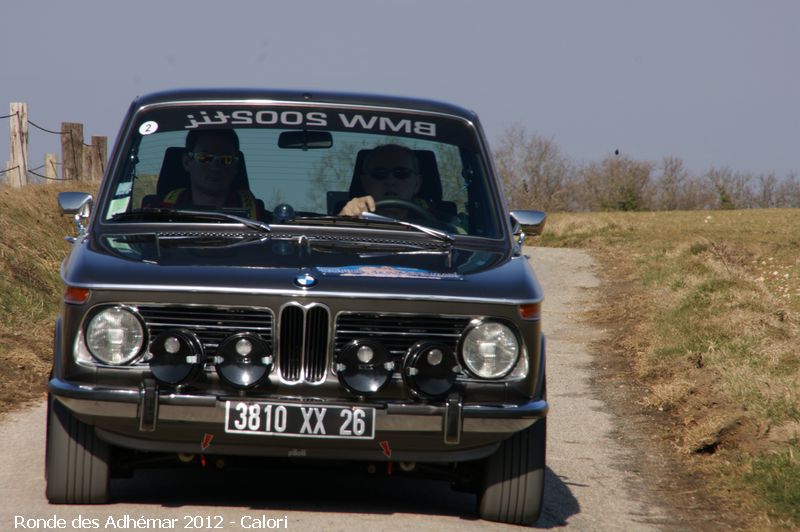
top-left (294, 272), bottom-right (317, 288)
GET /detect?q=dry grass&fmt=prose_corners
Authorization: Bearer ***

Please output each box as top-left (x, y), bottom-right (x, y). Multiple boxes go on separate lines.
top-left (541, 209), bottom-right (800, 527)
top-left (0, 181), bottom-right (99, 411)
top-left (640, 378), bottom-right (694, 412)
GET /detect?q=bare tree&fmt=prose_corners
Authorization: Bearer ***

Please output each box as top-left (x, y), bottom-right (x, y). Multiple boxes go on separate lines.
top-left (775, 173), bottom-right (800, 208)
top-left (577, 153), bottom-right (654, 211)
top-left (679, 175), bottom-right (716, 210)
top-left (654, 156), bottom-right (689, 210)
top-left (754, 172), bottom-right (779, 208)
top-left (493, 124), bottom-right (573, 211)
top-left (706, 166), bottom-right (755, 209)
top-left (493, 124), bottom-right (799, 212)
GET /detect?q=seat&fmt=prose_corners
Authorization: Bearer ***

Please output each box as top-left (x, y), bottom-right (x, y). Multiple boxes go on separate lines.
top-left (327, 149), bottom-right (457, 217)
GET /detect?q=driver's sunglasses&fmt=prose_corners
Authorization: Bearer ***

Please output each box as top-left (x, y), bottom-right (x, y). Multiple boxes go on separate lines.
top-left (189, 152), bottom-right (239, 166)
top-left (368, 166), bottom-right (415, 180)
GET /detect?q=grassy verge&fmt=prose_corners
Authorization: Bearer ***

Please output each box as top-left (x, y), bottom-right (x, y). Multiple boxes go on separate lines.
top-left (0, 181), bottom-right (98, 412)
top-left (541, 209), bottom-right (800, 528)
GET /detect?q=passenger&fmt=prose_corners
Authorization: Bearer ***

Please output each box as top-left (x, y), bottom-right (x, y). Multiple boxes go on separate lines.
top-left (157, 129), bottom-right (265, 219)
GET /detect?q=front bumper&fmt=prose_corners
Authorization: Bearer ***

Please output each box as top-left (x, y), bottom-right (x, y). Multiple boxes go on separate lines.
top-left (49, 377), bottom-right (548, 462)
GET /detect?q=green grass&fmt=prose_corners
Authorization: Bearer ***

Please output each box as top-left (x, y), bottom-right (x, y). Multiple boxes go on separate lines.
top-left (745, 440), bottom-right (800, 525)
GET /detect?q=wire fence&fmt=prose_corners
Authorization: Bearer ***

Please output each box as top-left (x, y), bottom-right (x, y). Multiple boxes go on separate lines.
top-left (28, 118), bottom-right (97, 147)
top-left (26, 163), bottom-right (58, 181)
top-left (1, 104), bottom-right (106, 186)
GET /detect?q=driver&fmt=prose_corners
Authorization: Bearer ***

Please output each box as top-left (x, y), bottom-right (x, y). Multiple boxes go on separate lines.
top-left (338, 144), bottom-right (426, 219)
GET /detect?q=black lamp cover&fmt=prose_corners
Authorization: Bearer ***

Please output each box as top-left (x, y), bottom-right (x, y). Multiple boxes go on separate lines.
top-left (335, 340), bottom-right (394, 394)
top-left (149, 329), bottom-right (205, 385)
top-left (403, 342), bottom-right (458, 397)
top-left (215, 332), bottom-right (272, 389)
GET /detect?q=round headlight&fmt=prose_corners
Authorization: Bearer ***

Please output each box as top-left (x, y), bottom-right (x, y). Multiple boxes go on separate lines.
top-left (85, 306), bottom-right (145, 365)
top-left (460, 321), bottom-right (519, 378)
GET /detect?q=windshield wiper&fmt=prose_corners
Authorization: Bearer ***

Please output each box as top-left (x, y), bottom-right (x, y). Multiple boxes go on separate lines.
top-left (291, 213), bottom-right (454, 245)
top-left (357, 212), bottom-right (455, 268)
top-left (357, 212), bottom-right (454, 244)
top-left (111, 208), bottom-right (271, 234)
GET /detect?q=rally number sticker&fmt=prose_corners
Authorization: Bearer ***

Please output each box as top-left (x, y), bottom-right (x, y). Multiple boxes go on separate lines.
top-left (138, 121), bottom-right (158, 135)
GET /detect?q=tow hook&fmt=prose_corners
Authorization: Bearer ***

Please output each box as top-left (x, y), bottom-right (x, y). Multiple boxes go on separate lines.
top-left (138, 377), bottom-right (159, 432)
top-left (443, 392), bottom-right (463, 445)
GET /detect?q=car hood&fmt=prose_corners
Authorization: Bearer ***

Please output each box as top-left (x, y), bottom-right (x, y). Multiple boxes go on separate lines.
top-left (60, 233), bottom-right (542, 303)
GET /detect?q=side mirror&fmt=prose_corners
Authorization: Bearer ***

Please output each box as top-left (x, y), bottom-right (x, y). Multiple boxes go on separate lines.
top-left (510, 210), bottom-right (546, 247)
top-left (58, 192), bottom-right (93, 242)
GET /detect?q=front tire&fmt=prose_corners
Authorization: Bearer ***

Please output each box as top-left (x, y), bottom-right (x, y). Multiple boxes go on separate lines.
top-left (45, 395), bottom-right (110, 503)
top-left (478, 417), bottom-right (546, 525)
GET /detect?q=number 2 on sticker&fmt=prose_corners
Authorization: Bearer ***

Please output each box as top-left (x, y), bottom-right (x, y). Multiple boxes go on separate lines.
top-left (139, 121), bottom-right (158, 135)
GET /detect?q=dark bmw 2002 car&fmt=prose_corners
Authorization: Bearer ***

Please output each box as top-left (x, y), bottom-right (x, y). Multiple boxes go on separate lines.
top-left (47, 89), bottom-right (547, 525)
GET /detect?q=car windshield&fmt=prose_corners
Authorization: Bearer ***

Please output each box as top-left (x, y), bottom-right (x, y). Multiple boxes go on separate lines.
top-left (102, 104), bottom-right (502, 238)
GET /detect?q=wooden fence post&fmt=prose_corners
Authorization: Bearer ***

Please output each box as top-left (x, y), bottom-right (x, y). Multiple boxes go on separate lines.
top-left (45, 153), bottom-right (58, 180)
top-left (89, 135), bottom-right (107, 180)
top-left (8, 102), bottom-right (29, 187)
top-left (82, 144), bottom-right (92, 182)
top-left (61, 122), bottom-right (84, 181)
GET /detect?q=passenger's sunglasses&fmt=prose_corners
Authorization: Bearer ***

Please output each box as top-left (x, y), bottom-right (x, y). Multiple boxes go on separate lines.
top-left (188, 152), bottom-right (239, 166)
top-left (368, 166), bottom-right (415, 180)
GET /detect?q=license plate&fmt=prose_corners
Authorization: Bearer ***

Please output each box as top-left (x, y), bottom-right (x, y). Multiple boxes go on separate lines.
top-left (224, 400), bottom-right (375, 440)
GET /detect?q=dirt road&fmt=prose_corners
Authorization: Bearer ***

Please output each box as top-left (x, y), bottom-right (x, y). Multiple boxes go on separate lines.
top-left (0, 247), bottom-right (673, 530)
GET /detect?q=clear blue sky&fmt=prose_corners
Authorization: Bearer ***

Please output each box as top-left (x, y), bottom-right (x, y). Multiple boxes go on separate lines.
top-left (2, 0), bottom-right (797, 178)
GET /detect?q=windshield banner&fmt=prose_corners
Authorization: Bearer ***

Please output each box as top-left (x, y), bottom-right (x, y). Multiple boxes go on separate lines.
top-left (135, 106), bottom-right (475, 145)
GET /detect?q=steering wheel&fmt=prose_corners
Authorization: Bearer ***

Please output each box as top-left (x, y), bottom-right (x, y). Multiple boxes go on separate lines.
top-left (374, 199), bottom-right (437, 222)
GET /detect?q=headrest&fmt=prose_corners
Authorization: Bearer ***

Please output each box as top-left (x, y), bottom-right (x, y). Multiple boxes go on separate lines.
top-left (349, 149), bottom-right (442, 202)
top-left (156, 147), bottom-right (250, 197)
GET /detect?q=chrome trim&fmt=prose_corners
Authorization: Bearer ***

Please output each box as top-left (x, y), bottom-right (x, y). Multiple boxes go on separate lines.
top-left (335, 329), bottom-right (461, 339)
top-left (132, 302), bottom-right (274, 312)
top-left (144, 322), bottom-right (271, 333)
top-left (60, 282), bottom-right (544, 306)
top-left (335, 309), bottom-right (478, 320)
top-left (275, 301), bottom-right (331, 385)
top-left (49, 378), bottom-right (546, 433)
